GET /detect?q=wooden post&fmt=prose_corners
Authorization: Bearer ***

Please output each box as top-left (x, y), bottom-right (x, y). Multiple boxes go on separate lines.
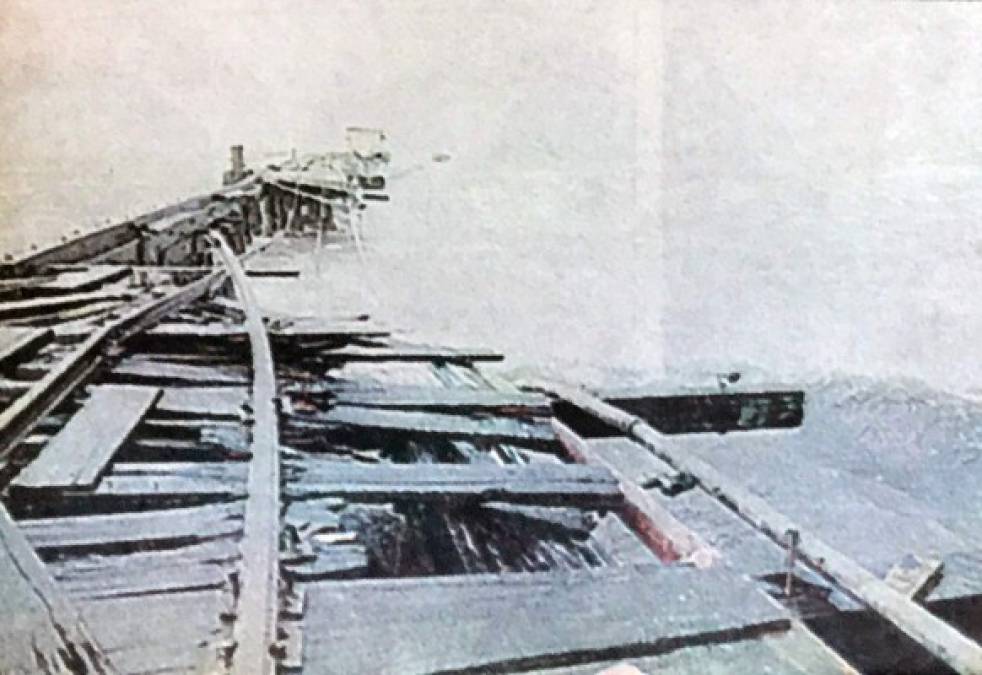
top-left (530, 380), bottom-right (982, 675)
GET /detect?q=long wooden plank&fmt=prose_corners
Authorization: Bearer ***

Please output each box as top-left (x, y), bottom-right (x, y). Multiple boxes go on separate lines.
top-left (214, 235), bottom-right (281, 675)
top-left (106, 357), bottom-right (250, 386)
top-left (321, 344), bottom-right (503, 363)
top-left (0, 502), bottom-right (115, 673)
top-left (0, 326), bottom-right (53, 368)
top-left (284, 460), bottom-right (622, 508)
top-left (38, 265), bottom-right (132, 295)
top-left (20, 502), bottom-right (243, 555)
top-left (0, 289), bottom-right (130, 321)
top-left (332, 386), bottom-right (551, 414)
top-left (552, 421), bottom-right (717, 567)
top-left (303, 563), bottom-right (790, 674)
top-left (292, 405), bottom-right (555, 445)
top-left (13, 385), bottom-right (162, 490)
top-left (536, 380), bottom-right (982, 675)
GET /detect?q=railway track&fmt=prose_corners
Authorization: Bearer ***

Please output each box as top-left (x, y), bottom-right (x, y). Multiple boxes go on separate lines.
top-left (2, 147), bottom-right (981, 674)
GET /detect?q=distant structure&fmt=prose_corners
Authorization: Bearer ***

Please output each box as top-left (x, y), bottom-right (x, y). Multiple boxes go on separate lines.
top-left (345, 127), bottom-right (389, 190)
top-left (223, 144), bottom-right (249, 185)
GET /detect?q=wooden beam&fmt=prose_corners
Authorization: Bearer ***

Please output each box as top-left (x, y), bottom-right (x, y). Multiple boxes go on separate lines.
top-left (551, 420), bottom-right (717, 567)
top-left (289, 405), bottom-right (555, 446)
top-left (284, 460), bottom-right (623, 508)
top-left (329, 386), bottom-right (551, 414)
top-left (213, 235), bottom-right (281, 675)
top-left (0, 502), bottom-right (116, 673)
top-left (533, 380), bottom-right (982, 675)
top-left (12, 385), bottom-right (161, 491)
top-left (0, 290), bottom-right (130, 321)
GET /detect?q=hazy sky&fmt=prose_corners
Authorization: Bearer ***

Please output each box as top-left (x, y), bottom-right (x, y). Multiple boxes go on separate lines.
top-left (1, 1), bottom-right (980, 391)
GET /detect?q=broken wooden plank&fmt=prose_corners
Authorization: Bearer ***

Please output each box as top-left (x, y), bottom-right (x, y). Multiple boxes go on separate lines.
top-left (303, 563), bottom-right (790, 674)
top-left (37, 265), bottom-right (132, 295)
top-left (885, 555), bottom-right (945, 602)
top-left (0, 266), bottom-right (229, 459)
top-left (12, 385), bottom-right (162, 491)
top-left (535, 380), bottom-right (982, 675)
top-left (0, 502), bottom-right (115, 673)
top-left (20, 502), bottom-right (243, 555)
top-left (0, 289), bottom-right (130, 321)
top-left (282, 544), bottom-right (369, 582)
top-left (0, 326), bottom-right (53, 369)
top-left (290, 405), bottom-right (555, 446)
top-left (50, 539), bottom-right (239, 600)
top-left (552, 422), bottom-right (717, 567)
top-left (330, 386), bottom-right (551, 414)
top-left (285, 460), bottom-right (622, 508)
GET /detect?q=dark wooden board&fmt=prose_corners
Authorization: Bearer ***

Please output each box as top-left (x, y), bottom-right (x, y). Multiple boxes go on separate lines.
top-left (290, 405), bottom-right (555, 446)
top-left (285, 460), bottom-right (622, 508)
top-left (0, 289), bottom-right (130, 321)
top-left (331, 386), bottom-right (551, 414)
top-left (12, 384), bottom-right (162, 490)
top-left (303, 563), bottom-right (790, 674)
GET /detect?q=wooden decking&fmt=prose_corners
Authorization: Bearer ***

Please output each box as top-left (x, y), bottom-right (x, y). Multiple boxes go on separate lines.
top-left (1, 152), bottom-right (980, 674)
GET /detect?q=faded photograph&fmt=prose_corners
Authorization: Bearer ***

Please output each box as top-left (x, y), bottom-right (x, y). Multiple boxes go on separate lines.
top-left (0, 1), bottom-right (980, 673)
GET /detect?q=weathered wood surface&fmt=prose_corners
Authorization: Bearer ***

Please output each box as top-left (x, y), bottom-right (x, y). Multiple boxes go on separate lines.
top-left (38, 266), bottom-right (132, 295)
top-left (0, 326), bottom-right (53, 368)
top-left (0, 266), bottom-right (229, 458)
top-left (20, 502), bottom-right (243, 555)
top-left (331, 386), bottom-right (551, 414)
top-left (155, 386), bottom-right (249, 419)
top-left (553, 420), bottom-right (717, 568)
top-left (0, 503), bottom-right (114, 673)
top-left (282, 543), bottom-right (369, 581)
top-left (291, 405), bottom-right (555, 446)
top-left (303, 563), bottom-right (790, 674)
top-left (79, 589), bottom-right (225, 674)
top-left (13, 385), bottom-right (161, 490)
top-left (285, 460), bottom-right (622, 508)
top-left (50, 539), bottom-right (239, 600)
top-left (12, 385), bottom-right (162, 491)
top-left (106, 356), bottom-right (250, 386)
top-left (0, 290), bottom-right (130, 321)
top-left (537, 381), bottom-right (982, 675)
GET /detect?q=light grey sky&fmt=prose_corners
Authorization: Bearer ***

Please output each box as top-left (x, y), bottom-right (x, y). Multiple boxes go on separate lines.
top-left (1, 1), bottom-right (979, 391)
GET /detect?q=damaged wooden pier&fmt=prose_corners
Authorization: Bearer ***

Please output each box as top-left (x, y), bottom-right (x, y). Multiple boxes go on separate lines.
top-left (2, 138), bottom-right (981, 674)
